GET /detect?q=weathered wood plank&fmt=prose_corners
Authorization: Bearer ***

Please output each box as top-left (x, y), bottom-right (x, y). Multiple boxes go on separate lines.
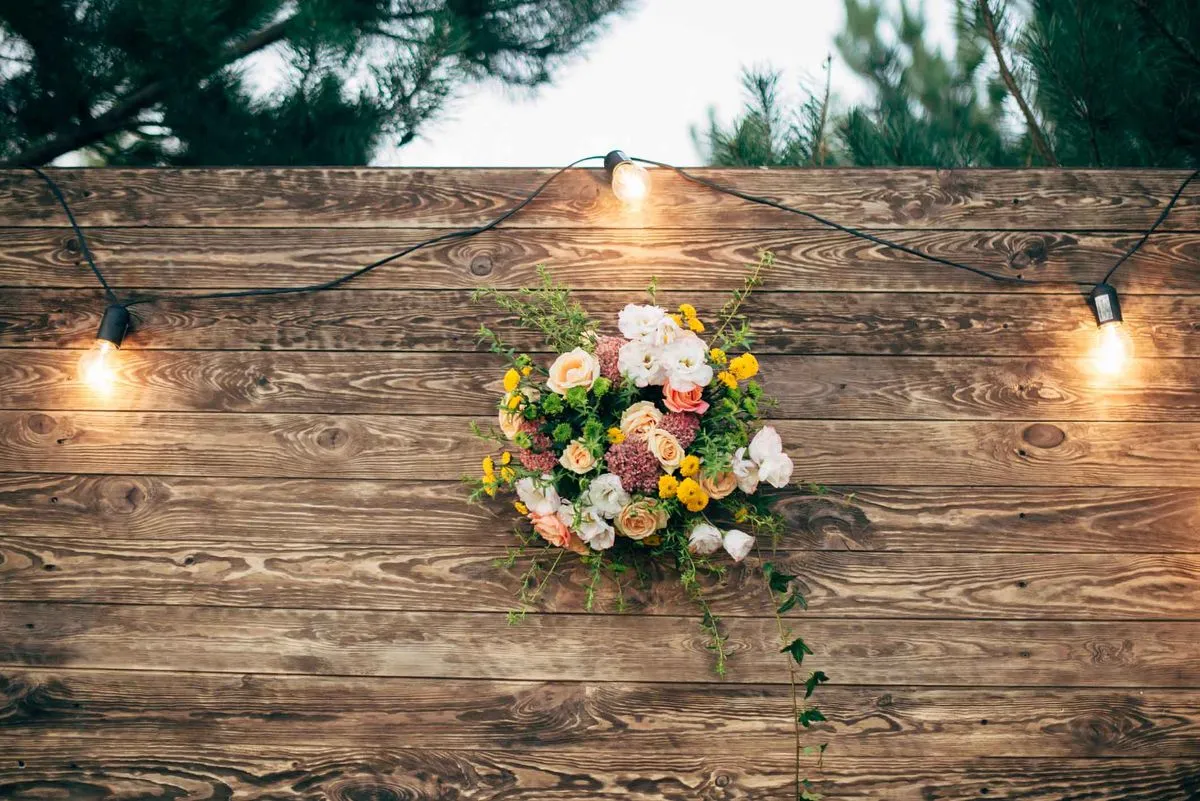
top-left (4, 475), bottom-right (1197, 552)
top-left (2, 412), bottom-right (1198, 486)
top-left (2, 539), bottom-right (1197, 619)
top-left (5, 669), bottom-right (1200, 758)
top-left (2, 168), bottom-right (1198, 230)
top-left (3, 602), bottom-right (1199, 686)
top-left (5, 289), bottom-right (1197, 357)
top-left (0, 749), bottom-right (1195, 801)
top-left (5, 226), bottom-right (1200, 293)
top-left (6, 350), bottom-right (1200, 423)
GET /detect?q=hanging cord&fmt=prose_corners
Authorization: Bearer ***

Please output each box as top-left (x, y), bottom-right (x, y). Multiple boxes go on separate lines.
top-left (29, 166), bottom-right (121, 305)
top-left (633, 157), bottom-right (1200, 290)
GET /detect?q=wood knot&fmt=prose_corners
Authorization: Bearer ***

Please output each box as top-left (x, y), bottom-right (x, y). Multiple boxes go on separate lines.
top-left (469, 253), bottom-right (494, 276)
top-left (1008, 237), bottom-right (1048, 270)
top-left (714, 773), bottom-right (731, 788)
top-left (317, 427), bottom-right (348, 450)
top-left (26, 413), bottom-right (56, 435)
top-left (1022, 423), bottom-right (1065, 449)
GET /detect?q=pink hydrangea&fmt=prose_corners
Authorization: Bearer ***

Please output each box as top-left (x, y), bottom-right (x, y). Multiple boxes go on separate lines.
top-left (595, 336), bottom-right (626, 383)
top-left (659, 412), bottom-right (700, 449)
top-left (605, 438), bottom-right (661, 494)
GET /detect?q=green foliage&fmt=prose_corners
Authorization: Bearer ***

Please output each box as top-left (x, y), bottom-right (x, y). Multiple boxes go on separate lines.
top-left (781, 636), bottom-right (814, 666)
top-left (1, 0), bottom-right (628, 165)
top-left (702, 0), bottom-right (1200, 168)
top-left (473, 265), bottom-right (599, 353)
top-left (798, 707), bottom-right (828, 728)
top-left (804, 670), bottom-right (829, 699)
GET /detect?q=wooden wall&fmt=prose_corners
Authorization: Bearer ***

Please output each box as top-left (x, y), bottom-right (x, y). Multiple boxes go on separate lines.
top-left (1, 168), bottom-right (1199, 800)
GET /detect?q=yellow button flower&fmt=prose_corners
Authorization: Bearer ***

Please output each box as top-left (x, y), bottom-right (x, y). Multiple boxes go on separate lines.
top-left (687, 317), bottom-right (704, 333)
top-left (521, 365), bottom-right (533, 376)
top-left (482, 455), bottom-right (495, 475)
top-left (658, 474), bottom-right (679, 499)
top-left (709, 347), bottom-right (727, 365)
top-left (679, 455), bottom-right (701, 478)
top-left (503, 368), bottom-right (521, 393)
top-left (607, 427), bottom-right (626, 444)
top-left (506, 393), bottom-right (522, 410)
top-left (499, 466), bottom-right (516, 483)
top-left (717, 371), bottom-right (737, 390)
top-left (729, 353), bottom-right (759, 380)
top-left (685, 493), bottom-right (709, 513)
top-left (734, 506), bottom-right (749, 522)
top-left (676, 477), bottom-right (703, 503)
top-left (669, 313), bottom-right (684, 327)
top-left (678, 303), bottom-right (697, 319)
top-left (514, 501), bottom-right (529, 515)
top-left (500, 451), bottom-right (512, 465)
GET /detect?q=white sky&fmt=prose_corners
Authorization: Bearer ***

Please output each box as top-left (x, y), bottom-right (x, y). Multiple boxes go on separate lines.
top-left (383, 0), bottom-right (953, 167)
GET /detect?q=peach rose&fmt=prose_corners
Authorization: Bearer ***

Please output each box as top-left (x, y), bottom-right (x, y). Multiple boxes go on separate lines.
top-left (615, 498), bottom-right (668, 540)
top-left (646, 428), bottom-right (683, 473)
top-left (620, 400), bottom-right (663, 439)
top-left (559, 439), bottom-right (597, 474)
top-left (531, 512), bottom-right (589, 554)
top-left (546, 348), bottom-right (599, 396)
top-left (662, 380), bottom-right (710, 415)
top-left (699, 471), bottom-right (738, 500)
top-left (499, 408), bottom-right (523, 440)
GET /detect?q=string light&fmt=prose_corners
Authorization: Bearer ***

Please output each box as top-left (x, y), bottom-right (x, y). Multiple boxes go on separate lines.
top-left (26, 159), bottom-right (1198, 391)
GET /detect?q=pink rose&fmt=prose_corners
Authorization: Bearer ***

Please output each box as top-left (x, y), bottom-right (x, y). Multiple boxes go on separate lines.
top-left (530, 512), bottom-right (588, 554)
top-left (662, 380), bottom-right (710, 415)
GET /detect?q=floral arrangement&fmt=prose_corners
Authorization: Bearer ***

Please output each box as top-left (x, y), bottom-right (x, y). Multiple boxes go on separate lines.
top-left (469, 253), bottom-right (828, 798)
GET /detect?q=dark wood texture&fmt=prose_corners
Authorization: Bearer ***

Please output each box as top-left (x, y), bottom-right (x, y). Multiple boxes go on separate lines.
top-left (2, 168), bottom-right (1198, 799)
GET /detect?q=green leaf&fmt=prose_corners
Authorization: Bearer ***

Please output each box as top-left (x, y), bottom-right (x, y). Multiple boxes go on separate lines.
top-left (804, 670), bottom-right (829, 698)
top-left (763, 562), bottom-right (795, 594)
top-left (781, 637), bottom-right (813, 665)
top-left (777, 588), bottom-right (807, 614)
top-left (798, 707), bottom-right (827, 728)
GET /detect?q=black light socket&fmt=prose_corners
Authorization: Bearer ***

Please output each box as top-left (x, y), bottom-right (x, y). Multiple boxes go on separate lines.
top-left (1088, 283), bottom-right (1123, 327)
top-left (604, 150), bottom-right (631, 175)
top-left (96, 304), bottom-right (130, 348)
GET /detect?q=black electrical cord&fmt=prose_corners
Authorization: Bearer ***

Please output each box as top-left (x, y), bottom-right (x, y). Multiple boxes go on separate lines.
top-left (1099, 167), bottom-right (1200, 285)
top-left (29, 165), bottom-right (120, 305)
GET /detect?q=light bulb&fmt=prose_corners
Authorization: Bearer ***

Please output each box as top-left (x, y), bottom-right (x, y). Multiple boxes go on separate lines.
top-left (1093, 322), bottom-right (1132, 376)
top-left (79, 340), bottom-right (118, 394)
top-left (604, 150), bottom-right (650, 206)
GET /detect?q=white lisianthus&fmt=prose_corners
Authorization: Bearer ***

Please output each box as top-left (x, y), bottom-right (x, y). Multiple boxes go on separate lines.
top-left (646, 314), bottom-right (684, 347)
top-left (584, 473), bottom-right (630, 519)
top-left (660, 333), bottom-right (713, 391)
top-left (558, 500), bottom-right (615, 550)
top-left (749, 426), bottom-right (795, 488)
top-left (515, 475), bottom-right (560, 516)
top-left (687, 522), bottom-right (723, 555)
top-left (617, 339), bottom-right (665, 387)
top-left (722, 528), bottom-right (756, 562)
top-left (618, 303), bottom-right (669, 342)
top-left (731, 447), bottom-right (760, 494)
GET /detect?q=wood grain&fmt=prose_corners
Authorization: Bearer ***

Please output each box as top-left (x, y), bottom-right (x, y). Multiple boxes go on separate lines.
top-left (0, 748), bottom-right (1196, 801)
top-left (4, 601), bottom-right (1199, 686)
top-left (5, 226), bottom-right (1200, 293)
top-left (3, 411), bottom-right (1199, 486)
top-left (2, 539), bottom-right (1197, 619)
top-left (3, 168), bottom-right (1198, 230)
top-left (5, 669), bottom-right (1200, 758)
top-left (5, 288), bottom-right (1199, 357)
top-left (6, 349), bottom-right (1200, 422)
top-left (5, 474), bottom-right (1198, 552)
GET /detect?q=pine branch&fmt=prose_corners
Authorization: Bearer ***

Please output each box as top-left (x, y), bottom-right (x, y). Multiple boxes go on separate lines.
top-left (810, 55), bottom-right (834, 167)
top-left (1133, 0), bottom-right (1200, 71)
top-left (977, 0), bottom-right (1057, 166)
top-left (3, 17), bottom-right (294, 166)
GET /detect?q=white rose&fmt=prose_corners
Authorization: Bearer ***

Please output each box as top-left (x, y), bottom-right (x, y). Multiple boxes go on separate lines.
top-left (546, 348), bottom-right (600, 395)
top-left (687, 523), bottom-right (723, 555)
top-left (558, 501), bottom-right (615, 550)
top-left (731, 447), bottom-right (760, 494)
top-left (585, 473), bottom-right (630, 519)
top-left (515, 475), bottom-right (560, 516)
top-left (618, 303), bottom-right (668, 342)
top-left (661, 333), bottom-right (713, 391)
top-left (749, 426), bottom-right (794, 488)
top-left (617, 339), bottom-right (665, 387)
top-left (757, 453), bottom-right (794, 488)
top-left (722, 528), bottom-right (756, 562)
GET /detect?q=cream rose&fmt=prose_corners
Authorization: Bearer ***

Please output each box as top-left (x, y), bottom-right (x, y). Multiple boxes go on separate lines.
top-left (646, 428), bottom-right (683, 473)
top-left (615, 498), bottom-right (667, 540)
top-left (620, 401), bottom-right (662, 439)
top-left (559, 439), bottom-right (597, 474)
top-left (499, 408), bottom-right (523, 440)
top-left (546, 348), bottom-right (599, 395)
top-left (698, 471), bottom-right (738, 500)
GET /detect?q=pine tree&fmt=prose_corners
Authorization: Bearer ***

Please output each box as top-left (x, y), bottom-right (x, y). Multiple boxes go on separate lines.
top-left (0, 0), bottom-right (627, 166)
top-left (701, 0), bottom-right (1200, 168)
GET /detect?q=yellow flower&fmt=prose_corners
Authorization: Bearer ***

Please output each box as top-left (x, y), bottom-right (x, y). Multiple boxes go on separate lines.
top-left (676, 477), bottom-right (703, 503)
top-left (729, 353), bottom-right (759, 381)
top-left (500, 466), bottom-right (516, 483)
top-left (709, 347), bottom-right (727, 365)
top-left (687, 317), bottom-right (704, 333)
top-left (717, 371), bottom-right (738, 390)
top-left (658, 474), bottom-right (679, 499)
top-left (642, 534), bottom-right (662, 546)
top-left (500, 451), bottom-right (512, 465)
top-left (506, 393), bottom-right (522, 410)
top-left (521, 365), bottom-right (533, 376)
top-left (669, 313), bottom-right (684, 327)
top-left (679, 455), bottom-right (701, 478)
top-left (734, 506), bottom-right (749, 522)
top-left (678, 303), bottom-right (697, 319)
top-left (503, 368), bottom-right (521, 393)
top-left (514, 501), bottom-right (529, 515)
top-left (484, 478), bottom-right (497, 497)
top-left (685, 494), bottom-right (709, 513)
top-left (482, 455), bottom-right (495, 475)
top-left (607, 427), bottom-right (626, 444)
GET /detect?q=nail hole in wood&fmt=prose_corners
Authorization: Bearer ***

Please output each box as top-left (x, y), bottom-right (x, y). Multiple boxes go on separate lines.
top-left (43, 564), bottom-right (56, 571)
top-left (1017, 580), bottom-right (1028, 588)
top-left (184, 556), bottom-right (195, 566)
top-left (24, 623), bottom-right (34, 629)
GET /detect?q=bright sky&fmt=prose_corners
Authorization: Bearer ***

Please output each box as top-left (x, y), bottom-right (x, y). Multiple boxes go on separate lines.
top-left (383, 0), bottom-right (953, 167)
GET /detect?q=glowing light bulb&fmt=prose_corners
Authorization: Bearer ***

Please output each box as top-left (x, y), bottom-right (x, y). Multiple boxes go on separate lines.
top-left (604, 150), bottom-right (650, 206)
top-left (1093, 322), bottom-right (1132, 376)
top-left (79, 340), bottom-right (118, 394)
